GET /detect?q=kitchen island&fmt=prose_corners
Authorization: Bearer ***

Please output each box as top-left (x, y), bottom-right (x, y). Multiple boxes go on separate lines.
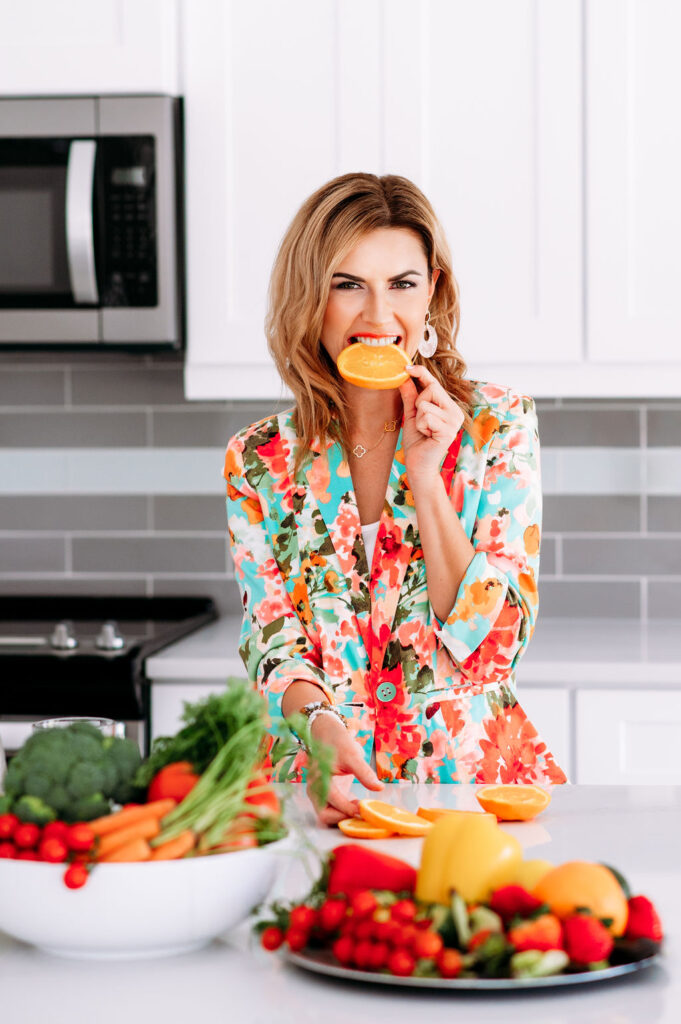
top-left (2, 785), bottom-right (678, 1023)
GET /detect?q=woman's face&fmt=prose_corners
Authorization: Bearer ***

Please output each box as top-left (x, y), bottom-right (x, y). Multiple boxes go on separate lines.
top-left (320, 227), bottom-right (440, 369)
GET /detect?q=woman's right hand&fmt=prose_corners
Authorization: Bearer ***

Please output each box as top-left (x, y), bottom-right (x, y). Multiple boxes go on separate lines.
top-left (307, 713), bottom-right (383, 827)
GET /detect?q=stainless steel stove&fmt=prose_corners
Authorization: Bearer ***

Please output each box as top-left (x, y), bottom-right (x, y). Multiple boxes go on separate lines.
top-left (0, 596), bottom-right (216, 756)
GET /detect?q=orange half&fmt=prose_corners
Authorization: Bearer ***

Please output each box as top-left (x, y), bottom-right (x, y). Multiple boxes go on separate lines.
top-left (338, 817), bottom-right (395, 839)
top-left (476, 784), bottom-right (551, 821)
top-left (337, 342), bottom-right (411, 390)
top-left (359, 799), bottom-right (432, 837)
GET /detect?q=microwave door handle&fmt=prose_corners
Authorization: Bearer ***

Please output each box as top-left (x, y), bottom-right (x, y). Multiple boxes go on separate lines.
top-left (65, 140), bottom-right (99, 305)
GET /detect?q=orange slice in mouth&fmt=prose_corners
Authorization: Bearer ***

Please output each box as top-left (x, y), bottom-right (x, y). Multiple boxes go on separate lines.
top-left (337, 342), bottom-right (411, 390)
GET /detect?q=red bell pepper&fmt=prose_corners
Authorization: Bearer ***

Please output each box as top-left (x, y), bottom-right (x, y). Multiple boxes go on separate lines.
top-left (327, 844), bottom-right (416, 897)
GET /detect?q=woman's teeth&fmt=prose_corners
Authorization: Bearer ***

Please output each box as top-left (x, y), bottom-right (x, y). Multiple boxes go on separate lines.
top-left (350, 336), bottom-right (400, 346)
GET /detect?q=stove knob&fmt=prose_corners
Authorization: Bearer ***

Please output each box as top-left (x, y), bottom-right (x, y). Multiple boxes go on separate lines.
top-left (96, 620), bottom-right (125, 651)
top-left (50, 620), bottom-right (78, 650)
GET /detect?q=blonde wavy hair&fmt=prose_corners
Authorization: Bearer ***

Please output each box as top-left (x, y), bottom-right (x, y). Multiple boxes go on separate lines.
top-left (265, 173), bottom-right (475, 477)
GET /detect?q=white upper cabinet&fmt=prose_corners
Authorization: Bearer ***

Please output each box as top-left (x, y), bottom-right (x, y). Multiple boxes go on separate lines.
top-left (183, 0), bottom-right (583, 400)
top-left (0, 0), bottom-right (179, 95)
top-left (586, 0), bottom-right (681, 370)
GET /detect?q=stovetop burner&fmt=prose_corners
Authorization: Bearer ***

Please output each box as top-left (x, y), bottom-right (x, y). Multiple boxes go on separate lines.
top-left (0, 596), bottom-right (217, 724)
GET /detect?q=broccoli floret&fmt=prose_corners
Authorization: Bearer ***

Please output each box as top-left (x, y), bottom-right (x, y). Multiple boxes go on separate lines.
top-left (67, 762), bottom-right (107, 800)
top-left (14, 794), bottom-right (57, 826)
top-left (0, 795), bottom-right (12, 814)
top-left (22, 771), bottom-right (53, 801)
top-left (103, 737), bottom-right (142, 782)
top-left (69, 793), bottom-right (109, 822)
top-left (48, 785), bottom-right (71, 814)
top-left (3, 760), bottom-right (25, 796)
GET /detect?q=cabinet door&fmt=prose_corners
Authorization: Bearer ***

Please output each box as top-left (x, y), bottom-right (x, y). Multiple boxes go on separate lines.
top-left (587, 0), bottom-right (681, 365)
top-left (516, 687), bottom-right (572, 781)
top-left (577, 689), bottom-right (681, 784)
top-left (0, 0), bottom-right (178, 95)
top-left (150, 681), bottom-right (228, 742)
top-left (385, 0), bottom-right (582, 375)
top-left (184, 0), bottom-right (582, 399)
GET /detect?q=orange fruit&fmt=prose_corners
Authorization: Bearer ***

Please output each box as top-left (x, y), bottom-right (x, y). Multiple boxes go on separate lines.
top-left (417, 807), bottom-right (495, 823)
top-left (358, 799), bottom-right (432, 837)
top-left (532, 861), bottom-right (629, 936)
top-left (337, 817), bottom-right (394, 840)
top-left (475, 784), bottom-right (551, 821)
top-left (337, 342), bottom-right (411, 390)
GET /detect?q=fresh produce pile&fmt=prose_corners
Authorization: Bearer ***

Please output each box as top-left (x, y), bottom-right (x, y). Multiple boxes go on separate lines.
top-left (0, 680), bottom-right (330, 888)
top-left (257, 810), bottom-right (664, 981)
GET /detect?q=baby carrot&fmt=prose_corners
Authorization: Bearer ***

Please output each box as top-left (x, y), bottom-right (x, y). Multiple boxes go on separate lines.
top-left (149, 829), bottom-right (196, 860)
top-left (99, 837), bottom-right (152, 862)
top-left (89, 798), bottom-right (177, 836)
top-left (96, 818), bottom-right (161, 859)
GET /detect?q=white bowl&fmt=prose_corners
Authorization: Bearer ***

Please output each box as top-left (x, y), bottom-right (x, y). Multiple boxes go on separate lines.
top-left (0, 839), bottom-right (286, 960)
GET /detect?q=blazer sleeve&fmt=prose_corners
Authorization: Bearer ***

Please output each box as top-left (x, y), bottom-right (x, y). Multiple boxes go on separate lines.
top-left (224, 435), bottom-right (335, 711)
top-left (430, 394), bottom-right (542, 684)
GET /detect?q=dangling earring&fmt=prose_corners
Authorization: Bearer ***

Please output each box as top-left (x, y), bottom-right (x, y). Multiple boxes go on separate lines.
top-left (418, 311), bottom-right (438, 358)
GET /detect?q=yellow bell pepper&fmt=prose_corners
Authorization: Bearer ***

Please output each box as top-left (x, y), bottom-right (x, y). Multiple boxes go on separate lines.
top-left (416, 811), bottom-right (523, 905)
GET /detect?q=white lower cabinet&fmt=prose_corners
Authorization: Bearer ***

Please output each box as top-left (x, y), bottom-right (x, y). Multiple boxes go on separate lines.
top-left (517, 688), bottom-right (572, 782)
top-left (150, 681), bottom-right (228, 742)
top-left (577, 689), bottom-right (681, 784)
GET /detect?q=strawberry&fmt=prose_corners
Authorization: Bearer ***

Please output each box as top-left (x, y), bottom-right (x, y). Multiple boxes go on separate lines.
top-left (624, 896), bottom-right (663, 942)
top-left (563, 915), bottom-right (614, 965)
top-left (489, 885), bottom-right (544, 923)
top-left (508, 913), bottom-right (564, 952)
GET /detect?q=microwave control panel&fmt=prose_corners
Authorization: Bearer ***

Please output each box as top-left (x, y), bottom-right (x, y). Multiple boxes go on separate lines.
top-left (97, 136), bottom-right (158, 308)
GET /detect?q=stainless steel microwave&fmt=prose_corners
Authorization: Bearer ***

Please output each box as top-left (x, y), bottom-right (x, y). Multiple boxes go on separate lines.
top-left (0, 95), bottom-right (183, 348)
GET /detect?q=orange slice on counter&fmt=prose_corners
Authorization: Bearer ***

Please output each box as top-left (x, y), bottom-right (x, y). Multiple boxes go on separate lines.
top-left (338, 817), bottom-right (395, 840)
top-left (337, 342), bottom-right (411, 390)
top-left (358, 799), bottom-right (432, 837)
top-left (417, 807), bottom-right (496, 823)
top-left (475, 784), bottom-right (552, 821)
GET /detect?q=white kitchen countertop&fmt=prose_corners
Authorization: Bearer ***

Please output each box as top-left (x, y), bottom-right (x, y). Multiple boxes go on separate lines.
top-left (145, 616), bottom-right (681, 686)
top-left (1, 784), bottom-right (678, 1023)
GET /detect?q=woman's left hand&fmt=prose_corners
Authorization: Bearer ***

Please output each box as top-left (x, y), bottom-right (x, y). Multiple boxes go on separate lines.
top-left (399, 363), bottom-right (465, 485)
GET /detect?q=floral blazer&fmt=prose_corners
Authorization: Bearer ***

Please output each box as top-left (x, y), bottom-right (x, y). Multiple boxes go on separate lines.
top-left (224, 381), bottom-right (567, 786)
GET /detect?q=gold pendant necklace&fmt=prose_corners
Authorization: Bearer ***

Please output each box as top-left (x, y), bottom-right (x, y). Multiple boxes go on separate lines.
top-left (351, 419), bottom-right (398, 458)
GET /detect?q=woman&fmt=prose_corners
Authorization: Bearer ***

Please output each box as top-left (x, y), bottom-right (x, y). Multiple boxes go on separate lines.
top-left (224, 173), bottom-right (566, 826)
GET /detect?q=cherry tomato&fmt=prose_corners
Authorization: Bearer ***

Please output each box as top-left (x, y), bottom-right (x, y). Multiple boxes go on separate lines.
top-left (350, 890), bottom-right (378, 920)
top-left (0, 813), bottom-right (19, 841)
top-left (369, 941), bottom-right (390, 970)
top-left (39, 837), bottom-right (69, 863)
top-left (353, 939), bottom-right (375, 970)
top-left (260, 926), bottom-right (285, 951)
top-left (63, 863), bottom-right (89, 889)
top-left (284, 927), bottom-right (309, 952)
top-left (353, 919), bottom-right (374, 942)
top-left (17, 850), bottom-right (40, 861)
top-left (411, 930), bottom-right (444, 959)
top-left (332, 936), bottom-right (355, 966)
top-left (391, 899), bottom-right (417, 923)
top-left (13, 823), bottom-right (41, 849)
top-left (318, 897), bottom-right (347, 933)
top-left (289, 905), bottom-right (317, 932)
top-left (66, 823), bottom-right (96, 852)
top-left (437, 948), bottom-right (464, 979)
top-left (0, 842), bottom-right (17, 859)
top-left (42, 821), bottom-right (70, 844)
top-left (387, 949), bottom-right (416, 977)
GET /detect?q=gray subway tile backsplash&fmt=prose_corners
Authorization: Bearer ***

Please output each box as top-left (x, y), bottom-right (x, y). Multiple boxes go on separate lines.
top-left (1, 354), bottom-right (680, 621)
top-left (543, 495), bottom-right (640, 533)
top-left (0, 495), bottom-right (148, 531)
top-left (0, 411), bottom-right (147, 447)
top-left (0, 537), bottom-right (66, 573)
top-left (536, 408), bottom-right (640, 447)
top-left (72, 536), bottom-right (228, 575)
top-left (0, 369), bottom-right (65, 406)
